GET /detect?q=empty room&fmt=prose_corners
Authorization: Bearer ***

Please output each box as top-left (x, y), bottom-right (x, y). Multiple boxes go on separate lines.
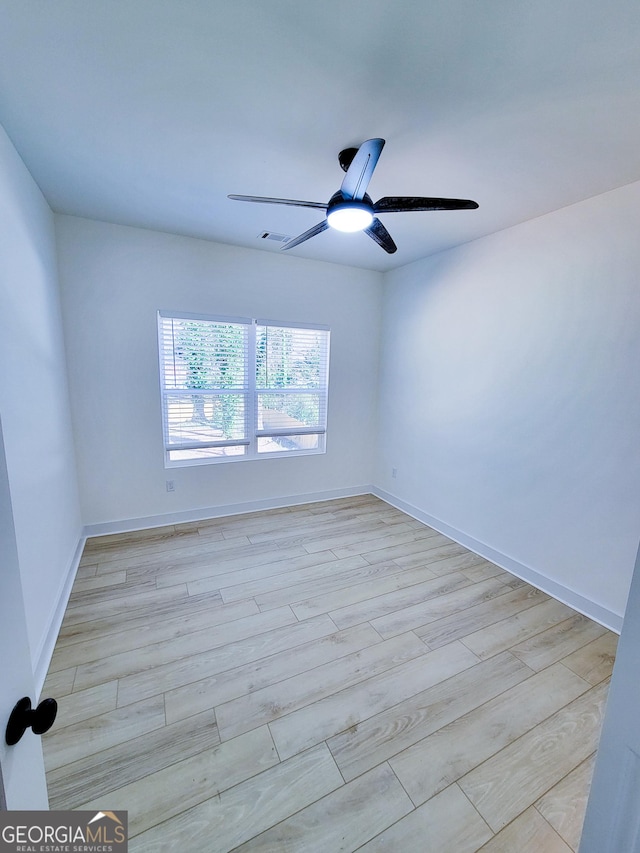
top-left (1, 2), bottom-right (640, 851)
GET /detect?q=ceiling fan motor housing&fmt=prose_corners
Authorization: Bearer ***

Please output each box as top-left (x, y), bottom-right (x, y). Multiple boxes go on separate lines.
top-left (326, 191), bottom-right (374, 232)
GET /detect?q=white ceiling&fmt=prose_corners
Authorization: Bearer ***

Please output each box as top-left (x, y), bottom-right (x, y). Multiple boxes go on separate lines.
top-left (1, 1), bottom-right (639, 272)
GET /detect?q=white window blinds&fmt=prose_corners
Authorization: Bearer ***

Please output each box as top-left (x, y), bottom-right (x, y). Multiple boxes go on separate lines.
top-left (158, 312), bottom-right (330, 464)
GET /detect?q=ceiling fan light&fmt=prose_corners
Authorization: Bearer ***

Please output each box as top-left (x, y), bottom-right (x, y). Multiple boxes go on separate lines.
top-left (327, 203), bottom-right (374, 232)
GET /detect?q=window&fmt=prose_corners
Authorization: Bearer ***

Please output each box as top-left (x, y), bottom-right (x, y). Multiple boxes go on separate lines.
top-left (158, 312), bottom-right (330, 465)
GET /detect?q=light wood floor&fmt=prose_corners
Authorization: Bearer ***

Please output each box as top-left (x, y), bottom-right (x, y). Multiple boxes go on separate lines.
top-left (41, 495), bottom-right (616, 851)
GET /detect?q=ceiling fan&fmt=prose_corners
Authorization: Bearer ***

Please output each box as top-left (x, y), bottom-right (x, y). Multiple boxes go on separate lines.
top-left (228, 138), bottom-right (478, 254)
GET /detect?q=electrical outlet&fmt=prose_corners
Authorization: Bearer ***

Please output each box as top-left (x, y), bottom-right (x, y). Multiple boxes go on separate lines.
top-left (166, 480), bottom-right (175, 492)
top-left (391, 467), bottom-right (398, 479)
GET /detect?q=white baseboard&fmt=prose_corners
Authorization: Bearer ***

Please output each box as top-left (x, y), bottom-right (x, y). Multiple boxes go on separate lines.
top-left (373, 487), bottom-right (623, 634)
top-left (83, 485), bottom-right (374, 538)
top-left (33, 530), bottom-right (86, 697)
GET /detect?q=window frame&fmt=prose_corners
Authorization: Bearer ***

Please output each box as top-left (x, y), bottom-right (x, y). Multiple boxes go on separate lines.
top-left (157, 311), bottom-right (330, 467)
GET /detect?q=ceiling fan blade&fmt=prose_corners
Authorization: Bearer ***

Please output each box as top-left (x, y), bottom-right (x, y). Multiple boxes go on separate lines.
top-left (282, 219), bottom-right (329, 251)
top-left (228, 194), bottom-right (327, 210)
top-left (365, 217), bottom-right (397, 254)
top-left (340, 138), bottom-right (385, 201)
top-left (374, 196), bottom-right (479, 212)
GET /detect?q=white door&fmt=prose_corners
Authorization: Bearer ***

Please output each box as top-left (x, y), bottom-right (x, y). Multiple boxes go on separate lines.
top-left (580, 537), bottom-right (640, 852)
top-left (0, 415), bottom-right (48, 809)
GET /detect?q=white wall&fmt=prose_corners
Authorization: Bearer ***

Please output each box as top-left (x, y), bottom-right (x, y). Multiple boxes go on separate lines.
top-left (0, 126), bottom-right (83, 681)
top-left (375, 182), bottom-right (640, 627)
top-left (55, 215), bottom-right (382, 527)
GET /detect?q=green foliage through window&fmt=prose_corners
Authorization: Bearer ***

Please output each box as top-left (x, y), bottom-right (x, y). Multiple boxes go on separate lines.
top-left (158, 313), bottom-right (329, 464)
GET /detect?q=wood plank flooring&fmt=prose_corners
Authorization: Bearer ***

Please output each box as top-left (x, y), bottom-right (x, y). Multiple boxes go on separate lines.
top-left (41, 495), bottom-right (616, 851)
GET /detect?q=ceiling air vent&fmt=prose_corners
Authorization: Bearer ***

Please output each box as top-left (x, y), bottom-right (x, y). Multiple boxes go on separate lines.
top-left (258, 231), bottom-right (291, 243)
